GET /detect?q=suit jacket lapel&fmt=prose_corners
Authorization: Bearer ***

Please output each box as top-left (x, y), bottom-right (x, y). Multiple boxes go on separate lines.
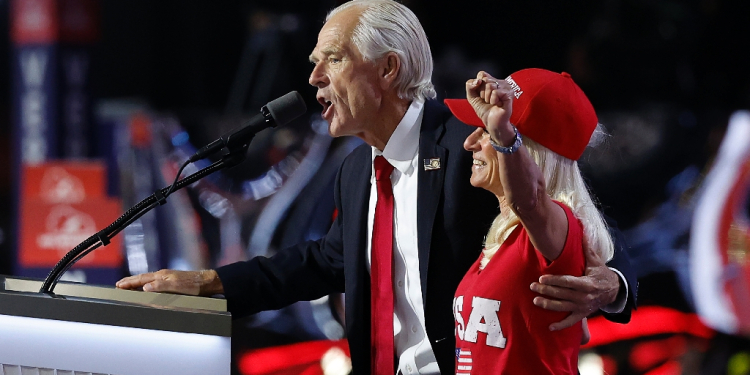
top-left (417, 101), bottom-right (447, 305)
top-left (347, 148), bottom-right (372, 263)
top-left (342, 145), bottom-right (373, 360)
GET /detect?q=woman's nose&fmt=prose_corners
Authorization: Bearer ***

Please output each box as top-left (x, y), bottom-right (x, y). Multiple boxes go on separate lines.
top-left (464, 128), bottom-right (484, 151)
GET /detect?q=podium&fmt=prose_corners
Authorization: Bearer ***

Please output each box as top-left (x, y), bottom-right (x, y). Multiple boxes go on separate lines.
top-left (0, 275), bottom-right (231, 375)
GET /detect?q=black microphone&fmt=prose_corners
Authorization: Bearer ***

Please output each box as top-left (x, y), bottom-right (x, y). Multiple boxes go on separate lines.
top-left (188, 91), bottom-right (307, 163)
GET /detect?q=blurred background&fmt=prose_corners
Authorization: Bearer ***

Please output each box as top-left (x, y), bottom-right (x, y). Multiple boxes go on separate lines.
top-left (0, 0), bottom-right (749, 374)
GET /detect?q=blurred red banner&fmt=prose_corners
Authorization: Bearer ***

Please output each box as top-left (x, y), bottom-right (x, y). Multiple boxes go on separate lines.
top-left (18, 162), bottom-right (122, 268)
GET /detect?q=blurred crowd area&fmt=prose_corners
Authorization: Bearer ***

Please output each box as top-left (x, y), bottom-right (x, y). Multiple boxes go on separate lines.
top-left (0, 0), bottom-right (749, 374)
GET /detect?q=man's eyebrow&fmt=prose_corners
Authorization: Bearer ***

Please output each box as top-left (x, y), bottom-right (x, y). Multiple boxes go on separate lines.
top-left (309, 46), bottom-right (341, 63)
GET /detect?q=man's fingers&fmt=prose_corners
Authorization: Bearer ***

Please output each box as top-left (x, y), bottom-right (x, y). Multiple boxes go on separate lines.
top-left (538, 274), bottom-right (595, 291)
top-left (116, 273), bottom-right (156, 290)
top-left (116, 270), bottom-right (176, 292)
top-left (116, 270), bottom-right (208, 296)
top-left (549, 312), bottom-right (587, 331)
top-left (144, 279), bottom-right (180, 294)
top-left (531, 282), bottom-right (587, 302)
top-left (533, 294), bottom-right (593, 330)
top-left (538, 274), bottom-right (580, 287)
top-left (142, 282), bottom-right (155, 292)
top-left (532, 296), bottom-right (578, 312)
top-left (580, 318), bottom-right (591, 345)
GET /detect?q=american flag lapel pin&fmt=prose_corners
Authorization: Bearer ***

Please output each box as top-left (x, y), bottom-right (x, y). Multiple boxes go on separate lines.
top-left (423, 158), bottom-right (441, 171)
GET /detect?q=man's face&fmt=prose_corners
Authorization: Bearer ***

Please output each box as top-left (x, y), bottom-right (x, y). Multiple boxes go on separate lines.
top-left (308, 8), bottom-right (383, 139)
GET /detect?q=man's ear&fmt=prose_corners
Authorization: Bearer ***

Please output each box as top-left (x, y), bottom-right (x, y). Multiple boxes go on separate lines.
top-left (379, 52), bottom-right (400, 90)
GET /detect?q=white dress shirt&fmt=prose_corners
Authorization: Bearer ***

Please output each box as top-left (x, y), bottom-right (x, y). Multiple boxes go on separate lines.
top-left (366, 98), bottom-right (439, 375)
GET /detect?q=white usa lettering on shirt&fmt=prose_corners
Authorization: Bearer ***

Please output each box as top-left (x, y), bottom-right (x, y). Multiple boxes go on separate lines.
top-left (453, 296), bottom-right (507, 348)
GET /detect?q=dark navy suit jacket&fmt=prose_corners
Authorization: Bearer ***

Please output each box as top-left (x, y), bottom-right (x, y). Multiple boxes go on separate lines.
top-left (216, 100), bottom-right (636, 373)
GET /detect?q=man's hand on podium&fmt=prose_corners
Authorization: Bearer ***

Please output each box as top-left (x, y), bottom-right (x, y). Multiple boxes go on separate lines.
top-left (116, 269), bottom-right (224, 296)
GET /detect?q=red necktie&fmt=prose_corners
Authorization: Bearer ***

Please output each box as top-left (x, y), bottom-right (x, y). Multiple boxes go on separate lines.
top-left (371, 155), bottom-right (395, 374)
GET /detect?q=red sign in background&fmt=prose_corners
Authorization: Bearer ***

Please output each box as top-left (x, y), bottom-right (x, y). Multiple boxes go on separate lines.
top-left (10, 0), bottom-right (59, 44)
top-left (18, 162), bottom-right (122, 268)
top-left (11, 0), bottom-right (100, 44)
top-left (22, 161), bottom-right (106, 201)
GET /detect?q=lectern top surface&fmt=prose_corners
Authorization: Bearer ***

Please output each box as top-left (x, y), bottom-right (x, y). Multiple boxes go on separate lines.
top-left (0, 275), bottom-right (231, 337)
top-left (0, 275), bottom-right (226, 312)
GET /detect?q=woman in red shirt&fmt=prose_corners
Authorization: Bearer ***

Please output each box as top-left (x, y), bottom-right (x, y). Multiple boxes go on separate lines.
top-left (444, 68), bottom-right (614, 374)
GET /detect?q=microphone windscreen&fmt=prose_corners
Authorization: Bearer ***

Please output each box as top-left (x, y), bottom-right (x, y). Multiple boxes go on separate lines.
top-left (266, 91), bottom-right (307, 126)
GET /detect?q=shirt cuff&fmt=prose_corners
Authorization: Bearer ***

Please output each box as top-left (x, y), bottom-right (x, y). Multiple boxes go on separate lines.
top-left (600, 267), bottom-right (628, 314)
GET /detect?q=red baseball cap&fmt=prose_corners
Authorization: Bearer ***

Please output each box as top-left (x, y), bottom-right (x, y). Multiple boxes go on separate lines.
top-left (444, 68), bottom-right (598, 160)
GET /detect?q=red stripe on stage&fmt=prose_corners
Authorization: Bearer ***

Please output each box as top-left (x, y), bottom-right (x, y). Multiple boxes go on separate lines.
top-left (583, 306), bottom-right (715, 348)
top-left (238, 339), bottom-right (350, 375)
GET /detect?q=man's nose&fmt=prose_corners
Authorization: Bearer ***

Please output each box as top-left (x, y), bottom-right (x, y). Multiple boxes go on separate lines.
top-left (309, 63), bottom-right (327, 87)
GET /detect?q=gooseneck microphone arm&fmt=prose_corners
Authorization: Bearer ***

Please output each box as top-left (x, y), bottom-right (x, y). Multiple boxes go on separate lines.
top-left (39, 91), bottom-right (307, 295)
top-left (40, 158), bottom-right (226, 294)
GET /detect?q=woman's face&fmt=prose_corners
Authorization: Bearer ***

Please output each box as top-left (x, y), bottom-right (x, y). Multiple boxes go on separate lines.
top-left (464, 127), bottom-right (504, 196)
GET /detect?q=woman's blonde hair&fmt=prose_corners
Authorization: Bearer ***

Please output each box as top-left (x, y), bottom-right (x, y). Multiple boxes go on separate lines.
top-left (483, 133), bottom-right (614, 263)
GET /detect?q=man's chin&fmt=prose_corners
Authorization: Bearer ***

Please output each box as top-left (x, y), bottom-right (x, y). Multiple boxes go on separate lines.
top-left (327, 125), bottom-right (340, 138)
top-left (327, 121), bottom-right (347, 138)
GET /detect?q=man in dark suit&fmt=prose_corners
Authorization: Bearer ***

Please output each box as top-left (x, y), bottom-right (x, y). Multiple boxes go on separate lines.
top-left (117, 0), bottom-right (635, 373)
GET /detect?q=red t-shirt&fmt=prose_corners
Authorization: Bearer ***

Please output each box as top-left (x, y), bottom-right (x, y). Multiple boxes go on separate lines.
top-left (453, 202), bottom-right (585, 374)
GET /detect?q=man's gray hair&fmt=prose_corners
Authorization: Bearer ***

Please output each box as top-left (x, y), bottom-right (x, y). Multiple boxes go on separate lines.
top-left (327, 0), bottom-right (436, 101)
